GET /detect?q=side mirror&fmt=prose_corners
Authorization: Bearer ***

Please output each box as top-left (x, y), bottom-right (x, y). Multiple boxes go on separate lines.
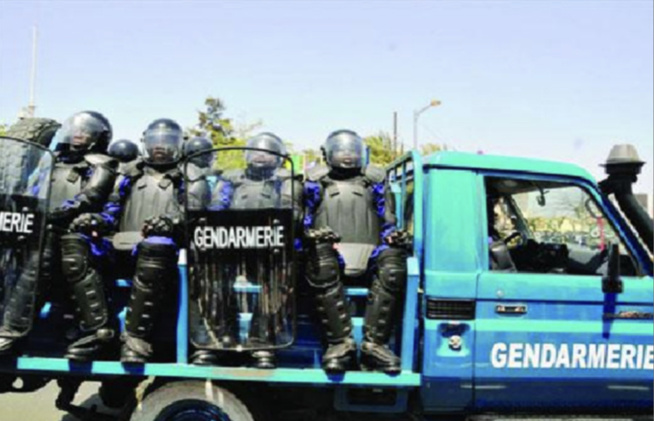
top-left (602, 243), bottom-right (623, 294)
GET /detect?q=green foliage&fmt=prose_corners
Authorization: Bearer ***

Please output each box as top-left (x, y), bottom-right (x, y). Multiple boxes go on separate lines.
top-left (420, 142), bottom-right (443, 155)
top-left (364, 132), bottom-right (395, 166)
top-left (0, 123), bottom-right (6, 136)
top-left (191, 96), bottom-right (263, 171)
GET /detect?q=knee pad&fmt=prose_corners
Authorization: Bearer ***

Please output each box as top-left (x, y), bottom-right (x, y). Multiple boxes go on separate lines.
top-left (305, 242), bottom-right (340, 288)
top-left (376, 248), bottom-right (407, 293)
top-left (135, 240), bottom-right (177, 286)
top-left (61, 234), bottom-right (91, 283)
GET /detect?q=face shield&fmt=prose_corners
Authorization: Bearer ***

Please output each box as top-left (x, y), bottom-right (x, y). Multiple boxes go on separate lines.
top-left (143, 127), bottom-right (183, 165)
top-left (324, 132), bottom-right (363, 169)
top-left (52, 113), bottom-right (108, 151)
top-left (245, 135), bottom-right (286, 172)
top-left (184, 137), bottom-right (215, 169)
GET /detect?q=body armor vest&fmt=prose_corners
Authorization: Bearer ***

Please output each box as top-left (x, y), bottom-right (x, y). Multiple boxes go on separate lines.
top-left (119, 166), bottom-right (182, 232)
top-left (49, 161), bottom-right (87, 211)
top-left (226, 169), bottom-right (285, 210)
top-left (312, 173), bottom-right (380, 247)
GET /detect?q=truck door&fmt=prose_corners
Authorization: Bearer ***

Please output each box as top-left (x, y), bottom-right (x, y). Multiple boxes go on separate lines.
top-left (475, 174), bottom-right (653, 412)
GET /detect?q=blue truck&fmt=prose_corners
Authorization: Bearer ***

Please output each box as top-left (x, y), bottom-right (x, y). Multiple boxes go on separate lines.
top-left (0, 136), bottom-right (652, 421)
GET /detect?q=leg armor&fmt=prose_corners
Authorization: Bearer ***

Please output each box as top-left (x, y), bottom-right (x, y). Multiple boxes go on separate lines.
top-left (189, 300), bottom-right (220, 366)
top-left (0, 231), bottom-right (61, 354)
top-left (61, 234), bottom-right (113, 361)
top-left (189, 260), bottom-right (239, 365)
top-left (361, 248), bottom-right (407, 374)
top-left (247, 307), bottom-right (277, 369)
top-left (306, 240), bottom-right (356, 373)
top-left (121, 239), bottom-right (177, 363)
top-left (0, 253), bottom-right (40, 353)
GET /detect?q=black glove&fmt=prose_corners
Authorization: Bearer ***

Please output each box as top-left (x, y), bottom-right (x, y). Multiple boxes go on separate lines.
top-left (70, 213), bottom-right (110, 237)
top-left (304, 227), bottom-right (341, 245)
top-left (48, 207), bottom-right (77, 228)
top-left (142, 215), bottom-right (175, 238)
top-left (384, 229), bottom-right (412, 250)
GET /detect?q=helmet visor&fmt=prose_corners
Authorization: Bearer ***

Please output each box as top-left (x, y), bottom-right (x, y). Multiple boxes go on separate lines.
top-left (324, 135), bottom-right (363, 169)
top-left (53, 113), bottom-right (107, 150)
top-left (143, 128), bottom-right (183, 164)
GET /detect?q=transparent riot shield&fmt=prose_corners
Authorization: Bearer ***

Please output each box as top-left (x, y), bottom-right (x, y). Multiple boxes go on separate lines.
top-left (184, 147), bottom-right (297, 351)
top-left (0, 136), bottom-right (53, 338)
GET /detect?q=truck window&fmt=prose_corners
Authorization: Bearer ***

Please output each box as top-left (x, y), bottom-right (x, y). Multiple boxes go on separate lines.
top-left (485, 177), bottom-right (639, 276)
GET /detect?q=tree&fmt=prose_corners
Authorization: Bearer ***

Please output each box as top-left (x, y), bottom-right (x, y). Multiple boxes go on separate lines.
top-left (364, 132), bottom-right (395, 166)
top-left (420, 142), bottom-right (443, 155)
top-left (191, 96), bottom-right (264, 171)
top-left (0, 123), bottom-right (6, 136)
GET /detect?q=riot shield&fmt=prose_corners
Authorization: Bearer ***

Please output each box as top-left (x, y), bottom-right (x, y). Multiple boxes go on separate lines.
top-left (184, 147), bottom-right (297, 351)
top-left (0, 136), bottom-right (53, 339)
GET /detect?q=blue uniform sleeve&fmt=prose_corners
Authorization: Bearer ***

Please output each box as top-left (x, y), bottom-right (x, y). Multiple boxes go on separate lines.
top-left (208, 179), bottom-right (234, 211)
top-left (303, 181), bottom-right (322, 230)
top-left (99, 175), bottom-right (132, 229)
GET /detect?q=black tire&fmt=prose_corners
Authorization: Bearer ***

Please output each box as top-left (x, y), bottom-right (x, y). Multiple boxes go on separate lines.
top-left (130, 380), bottom-right (255, 421)
top-left (5, 117), bottom-right (60, 147)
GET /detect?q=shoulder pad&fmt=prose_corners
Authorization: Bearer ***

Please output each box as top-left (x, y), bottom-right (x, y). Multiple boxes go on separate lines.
top-left (84, 153), bottom-right (118, 168)
top-left (276, 168), bottom-right (304, 182)
top-left (306, 165), bottom-right (329, 182)
top-left (122, 159), bottom-right (144, 178)
top-left (183, 162), bottom-right (206, 182)
top-left (222, 169), bottom-right (245, 183)
top-left (363, 165), bottom-right (386, 184)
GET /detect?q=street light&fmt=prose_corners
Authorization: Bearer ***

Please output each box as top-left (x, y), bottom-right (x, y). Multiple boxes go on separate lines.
top-left (413, 99), bottom-right (441, 150)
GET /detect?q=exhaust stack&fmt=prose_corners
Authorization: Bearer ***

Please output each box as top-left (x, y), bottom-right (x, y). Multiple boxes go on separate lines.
top-left (599, 144), bottom-right (653, 253)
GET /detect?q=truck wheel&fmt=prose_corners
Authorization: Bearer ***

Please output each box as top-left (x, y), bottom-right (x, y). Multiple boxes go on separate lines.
top-left (130, 380), bottom-right (255, 421)
top-left (5, 117), bottom-right (60, 147)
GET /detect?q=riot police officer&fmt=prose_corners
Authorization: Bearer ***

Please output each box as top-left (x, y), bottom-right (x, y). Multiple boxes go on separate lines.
top-left (190, 132), bottom-right (300, 368)
top-left (184, 136), bottom-right (214, 173)
top-left (70, 118), bottom-right (210, 363)
top-left (108, 139), bottom-right (140, 173)
top-left (0, 111), bottom-right (117, 356)
top-left (303, 129), bottom-right (408, 374)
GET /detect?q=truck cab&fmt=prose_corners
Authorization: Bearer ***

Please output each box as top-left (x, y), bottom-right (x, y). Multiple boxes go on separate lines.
top-left (415, 151), bottom-right (653, 415)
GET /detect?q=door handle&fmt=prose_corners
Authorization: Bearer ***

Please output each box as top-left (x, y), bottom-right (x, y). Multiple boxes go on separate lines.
top-left (496, 304), bottom-right (527, 315)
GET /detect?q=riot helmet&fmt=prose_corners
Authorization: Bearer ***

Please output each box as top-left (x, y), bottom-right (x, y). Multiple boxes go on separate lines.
top-left (53, 111), bottom-right (112, 154)
top-left (323, 130), bottom-right (363, 170)
top-left (245, 132), bottom-right (286, 176)
top-left (184, 136), bottom-right (214, 168)
top-left (108, 139), bottom-right (140, 163)
top-left (142, 118), bottom-right (183, 165)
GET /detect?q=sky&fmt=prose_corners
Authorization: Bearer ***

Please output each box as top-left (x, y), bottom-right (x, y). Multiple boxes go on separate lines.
top-left (1, 0), bottom-right (652, 196)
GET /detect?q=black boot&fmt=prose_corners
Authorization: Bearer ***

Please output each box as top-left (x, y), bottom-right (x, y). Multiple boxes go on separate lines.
top-left (360, 280), bottom-right (401, 374)
top-left (305, 231), bottom-right (356, 374)
top-left (360, 249), bottom-right (406, 374)
top-left (248, 311), bottom-right (277, 369)
top-left (120, 273), bottom-right (158, 364)
top-left (315, 283), bottom-right (357, 373)
top-left (189, 301), bottom-right (222, 366)
top-left (120, 241), bottom-right (176, 364)
top-left (61, 234), bottom-right (114, 362)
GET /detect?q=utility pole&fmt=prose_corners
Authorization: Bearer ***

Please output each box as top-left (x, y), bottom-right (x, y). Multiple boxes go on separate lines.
top-left (392, 111), bottom-right (398, 159)
top-left (19, 25), bottom-right (38, 119)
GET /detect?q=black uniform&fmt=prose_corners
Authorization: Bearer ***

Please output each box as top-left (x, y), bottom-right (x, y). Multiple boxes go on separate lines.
top-left (303, 130), bottom-right (407, 374)
top-left (0, 112), bottom-right (117, 356)
top-left (96, 119), bottom-right (208, 363)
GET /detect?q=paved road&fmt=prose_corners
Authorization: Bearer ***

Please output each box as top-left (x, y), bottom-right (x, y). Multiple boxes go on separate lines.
top-left (0, 382), bottom-right (121, 421)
